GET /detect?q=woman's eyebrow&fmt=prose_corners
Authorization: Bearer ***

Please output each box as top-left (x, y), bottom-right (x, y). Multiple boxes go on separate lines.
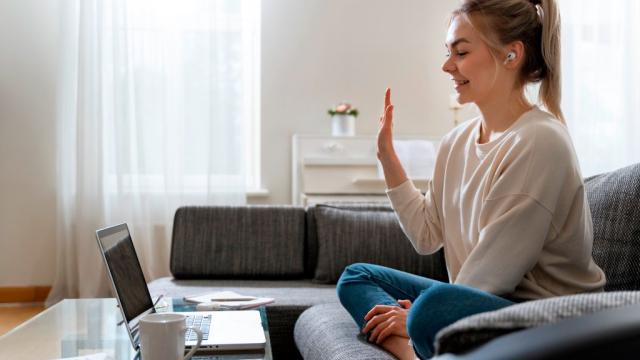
top-left (445, 38), bottom-right (471, 49)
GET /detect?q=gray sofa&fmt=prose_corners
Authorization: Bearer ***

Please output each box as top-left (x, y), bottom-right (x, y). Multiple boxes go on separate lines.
top-left (147, 163), bottom-right (640, 359)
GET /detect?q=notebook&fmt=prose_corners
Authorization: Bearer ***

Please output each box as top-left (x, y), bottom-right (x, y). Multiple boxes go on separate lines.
top-left (95, 223), bottom-right (266, 352)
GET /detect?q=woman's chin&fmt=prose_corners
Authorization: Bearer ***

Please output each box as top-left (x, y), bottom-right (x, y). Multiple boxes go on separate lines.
top-left (456, 95), bottom-right (471, 105)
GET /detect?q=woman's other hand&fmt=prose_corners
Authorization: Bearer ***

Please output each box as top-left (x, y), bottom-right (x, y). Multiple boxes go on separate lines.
top-left (377, 88), bottom-right (395, 161)
top-left (362, 299), bottom-right (413, 344)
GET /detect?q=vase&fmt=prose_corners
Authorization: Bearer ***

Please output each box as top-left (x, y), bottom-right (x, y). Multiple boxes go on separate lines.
top-left (331, 114), bottom-right (356, 136)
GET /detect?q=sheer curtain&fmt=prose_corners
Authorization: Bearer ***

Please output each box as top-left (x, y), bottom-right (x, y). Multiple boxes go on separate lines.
top-left (559, 0), bottom-right (640, 177)
top-left (48, 0), bottom-right (260, 305)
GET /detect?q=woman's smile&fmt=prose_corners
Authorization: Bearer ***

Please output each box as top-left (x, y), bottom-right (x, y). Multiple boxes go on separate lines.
top-left (452, 78), bottom-right (470, 90)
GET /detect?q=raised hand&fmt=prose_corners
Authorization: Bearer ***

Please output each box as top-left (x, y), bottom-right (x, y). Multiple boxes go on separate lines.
top-left (377, 88), bottom-right (395, 161)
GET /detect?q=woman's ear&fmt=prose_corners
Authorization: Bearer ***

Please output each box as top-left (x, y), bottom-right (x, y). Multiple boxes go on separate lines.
top-left (503, 41), bottom-right (525, 68)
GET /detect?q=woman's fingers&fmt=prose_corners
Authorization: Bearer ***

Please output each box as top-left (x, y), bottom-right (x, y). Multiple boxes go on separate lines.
top-left (375, 321), bottom-right (399, 344)
top-left (384, 105), bottom-right (394, 127)
top-left (381, 88), bottom-right (393, 129)
top-left (362, 310), bottom-right (393, 334)
top-left (384, 88), bottom-right (391, 111)
top-left (398, 299), bottom-right (412, 309)
top-left (368, 317), bottom-right (393, 343)
top-left (364, 304), bottom-right (395, 321)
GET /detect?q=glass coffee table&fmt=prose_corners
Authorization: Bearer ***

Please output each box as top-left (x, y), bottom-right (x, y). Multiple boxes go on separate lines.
top-left (0, 298), bottom-right (272, 360)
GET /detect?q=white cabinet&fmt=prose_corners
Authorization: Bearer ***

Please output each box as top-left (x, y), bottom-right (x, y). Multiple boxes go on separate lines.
top-left (292, 135), bottom-right (439, 205)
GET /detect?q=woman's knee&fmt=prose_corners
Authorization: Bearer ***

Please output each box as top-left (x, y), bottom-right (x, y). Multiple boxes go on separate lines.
top-left (336, 263), bottom-right (373, 302)
top-left (406, 283), bottom-right (513, 345)
top-left (406, 283), bottom-right (460, 358)
top-left (406, 283), bottom-right (465, 340)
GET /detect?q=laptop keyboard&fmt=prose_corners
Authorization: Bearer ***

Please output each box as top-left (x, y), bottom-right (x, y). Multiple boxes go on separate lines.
top-left (185, 314), bottom-right (211, 341)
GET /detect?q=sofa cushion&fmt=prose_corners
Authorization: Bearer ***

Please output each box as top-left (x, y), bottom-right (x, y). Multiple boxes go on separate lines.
top-left (311, 204), bottom-right (449, 284)
top-left (170, 206), bottom-right (306, 278)
top-left (585, 163), bottom-right (640, 291)
top-left (434, 291), bottom-right (640, 355)
top-left (148, 277), bottom-right (338, 360)
top-left (294, 303), bottom-right (395, 360)
top-left (147, 277), bottom-right (338, 306)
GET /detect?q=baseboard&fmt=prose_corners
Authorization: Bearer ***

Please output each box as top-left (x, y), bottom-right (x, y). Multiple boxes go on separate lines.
top-left (0, 286), bottom-right (51, 303)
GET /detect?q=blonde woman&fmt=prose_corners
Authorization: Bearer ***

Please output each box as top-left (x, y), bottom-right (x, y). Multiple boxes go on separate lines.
top-left (336, 0), bottom-right (606, 359)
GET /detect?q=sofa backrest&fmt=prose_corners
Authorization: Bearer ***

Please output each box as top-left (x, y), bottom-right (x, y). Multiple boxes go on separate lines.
top-left (306, 203), bottom-right (449, 284)
top-left (170, 206), bottom-right (307, 279)
top-left (585, 163), bottom-right (640, 291)
top-left (170, 203), bottom-right (449, 283)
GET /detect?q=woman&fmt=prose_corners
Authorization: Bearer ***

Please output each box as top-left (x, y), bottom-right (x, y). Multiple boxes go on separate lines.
top-left (336, 0), bottom-right (606, 359)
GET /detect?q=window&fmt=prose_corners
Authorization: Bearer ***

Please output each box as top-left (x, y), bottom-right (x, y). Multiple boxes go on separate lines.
top-left (104, 0), bottom-right (261, 193)
top-left (560, 0), bottom-right (640, 176)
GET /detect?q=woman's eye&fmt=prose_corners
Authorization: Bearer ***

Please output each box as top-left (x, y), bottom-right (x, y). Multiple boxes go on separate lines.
top-left (445, 52), bottom-right (468, 58)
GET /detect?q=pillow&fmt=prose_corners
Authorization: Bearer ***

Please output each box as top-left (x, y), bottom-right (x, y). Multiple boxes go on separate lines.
top-left (170, 206), bottom-right (306, 279)
top-left (434, 291), bottom-right (640, 355)
top-left (585, 163), bottom-right (640, 291)
top-left (311, 204), bottom-right (448, 284)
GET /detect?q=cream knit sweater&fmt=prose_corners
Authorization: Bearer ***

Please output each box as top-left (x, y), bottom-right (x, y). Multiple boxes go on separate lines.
top-left (386, 106), bottom-right (606, 300)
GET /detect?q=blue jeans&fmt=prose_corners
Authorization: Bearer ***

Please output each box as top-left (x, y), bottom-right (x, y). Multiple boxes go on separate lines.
top-left (336, 263), bottom-right (514, 359)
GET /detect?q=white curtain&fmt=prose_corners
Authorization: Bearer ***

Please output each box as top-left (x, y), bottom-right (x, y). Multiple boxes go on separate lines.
top-left (48, 0), bottom-right (260, 305)
top-left (559, 0), bottom-right (640, 176)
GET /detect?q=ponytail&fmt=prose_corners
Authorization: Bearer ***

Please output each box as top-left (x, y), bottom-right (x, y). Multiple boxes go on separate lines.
top-left (538, 0), bottom-right (564, 123)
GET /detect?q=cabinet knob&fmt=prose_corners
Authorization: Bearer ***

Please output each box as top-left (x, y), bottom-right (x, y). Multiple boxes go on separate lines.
top-left (323, 142), bottom-right (344, 153)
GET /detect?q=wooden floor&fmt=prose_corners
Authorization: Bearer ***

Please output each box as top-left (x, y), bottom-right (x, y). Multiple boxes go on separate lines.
top-left (0, 303), bottom-right (45, 336)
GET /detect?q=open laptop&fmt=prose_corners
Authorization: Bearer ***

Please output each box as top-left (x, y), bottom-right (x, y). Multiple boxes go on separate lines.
top-left (95, 223), bottom-right (266, 352)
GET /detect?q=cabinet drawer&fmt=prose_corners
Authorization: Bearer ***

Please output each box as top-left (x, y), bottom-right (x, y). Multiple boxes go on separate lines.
top-left (302, 163), bottom-right (382, 194)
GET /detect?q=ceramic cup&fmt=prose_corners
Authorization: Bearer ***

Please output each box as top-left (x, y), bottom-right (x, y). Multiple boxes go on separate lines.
top-left (139, 313), bottom-right (202, 360)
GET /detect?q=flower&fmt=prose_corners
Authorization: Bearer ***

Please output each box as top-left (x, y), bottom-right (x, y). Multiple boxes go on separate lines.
top-left (328, 102), bottom-right (359, 117)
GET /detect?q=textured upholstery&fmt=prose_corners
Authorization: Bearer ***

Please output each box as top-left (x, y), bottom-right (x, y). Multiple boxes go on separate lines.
top-left (147, 277), bottom-right (338, 359)
top-left (434, 291), bottom-right (640, 355)
top-left (429, 163), bottom-right (640, 355)
top-left (294, 303), bottom-right (395, 360)
top-left (585, 163), bottom-right (640, 291)
top-left (170, 206), bottom-right (306, 279)
top-left (311, 204), bottom-right (449, 284)
top-left (164, 162), bottom-right (640, 359)
top-left (147, 278), bottom-right (339, 307)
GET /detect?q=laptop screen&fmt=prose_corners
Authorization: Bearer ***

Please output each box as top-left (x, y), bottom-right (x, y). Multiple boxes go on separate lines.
top-left (96, 224), bottom-right (154, 323)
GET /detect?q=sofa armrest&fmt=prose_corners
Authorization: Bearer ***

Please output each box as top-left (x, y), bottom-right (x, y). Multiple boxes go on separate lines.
top-left (434, 291), bottom-right (640, 355)
top-left (433, 302), bottom-right (640, 360)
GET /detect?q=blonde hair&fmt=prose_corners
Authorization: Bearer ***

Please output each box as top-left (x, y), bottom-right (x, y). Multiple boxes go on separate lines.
top-left (452, 0), bottom-right (564, 123)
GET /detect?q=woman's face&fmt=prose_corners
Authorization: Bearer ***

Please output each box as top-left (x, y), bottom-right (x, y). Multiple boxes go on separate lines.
top-left (442, 15), bottom-right (502, 106)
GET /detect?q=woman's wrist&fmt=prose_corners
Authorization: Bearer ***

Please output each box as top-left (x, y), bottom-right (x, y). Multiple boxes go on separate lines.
top-left (377, 148), bottom-right (398, 165)
top-left (379, 152), bottom-right (409, 189)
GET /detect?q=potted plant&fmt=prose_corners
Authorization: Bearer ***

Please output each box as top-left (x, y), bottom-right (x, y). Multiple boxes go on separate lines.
top-left (328, 102), bottom-right (358, 136)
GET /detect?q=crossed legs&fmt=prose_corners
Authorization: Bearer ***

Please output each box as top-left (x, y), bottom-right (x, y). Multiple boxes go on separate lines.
top-left (337, 263), bottom-right (513, 359)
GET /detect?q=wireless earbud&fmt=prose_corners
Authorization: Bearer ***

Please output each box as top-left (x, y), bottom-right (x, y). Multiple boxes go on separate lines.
top-left (504, 52), bottom-right (516, 64)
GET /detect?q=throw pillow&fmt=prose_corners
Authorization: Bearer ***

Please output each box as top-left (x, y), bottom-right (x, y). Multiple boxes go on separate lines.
top-left (170, 206), bottom-right (306, 279)
top-left (311, 203), bottom-right (448, 284)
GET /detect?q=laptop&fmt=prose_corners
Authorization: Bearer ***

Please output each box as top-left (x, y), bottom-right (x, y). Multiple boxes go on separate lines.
top-left (95, 223), bottom-right (266, 352)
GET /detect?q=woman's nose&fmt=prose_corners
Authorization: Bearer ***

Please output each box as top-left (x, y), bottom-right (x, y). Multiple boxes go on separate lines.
top-left (442, 55), bottom-right (455, 73)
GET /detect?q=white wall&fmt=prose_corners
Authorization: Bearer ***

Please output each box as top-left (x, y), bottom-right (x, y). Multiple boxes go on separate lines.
top-left (0, 0), bottom-right (472, 286)
top-left (0, 0), bottom-right (59, 286)
top-left (258, 0), bottom-right (475, 205)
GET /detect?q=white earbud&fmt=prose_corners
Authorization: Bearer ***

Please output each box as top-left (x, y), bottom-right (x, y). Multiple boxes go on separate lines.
top-left (504, 52), bottom-right (516, 64)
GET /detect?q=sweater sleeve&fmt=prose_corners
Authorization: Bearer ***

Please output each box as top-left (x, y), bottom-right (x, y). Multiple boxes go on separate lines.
top-left (454, 194), bottom-right (554, 295)
top-left (386, 179), bottom-right (444, 255)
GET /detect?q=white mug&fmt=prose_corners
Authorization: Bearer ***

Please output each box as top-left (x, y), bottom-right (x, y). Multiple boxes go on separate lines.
top-left (139, 313), bottom-right (202, 360)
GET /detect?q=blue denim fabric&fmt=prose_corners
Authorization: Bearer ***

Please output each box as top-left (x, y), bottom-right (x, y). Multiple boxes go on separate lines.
top-left (337, 263), bottom-right (514, 359)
